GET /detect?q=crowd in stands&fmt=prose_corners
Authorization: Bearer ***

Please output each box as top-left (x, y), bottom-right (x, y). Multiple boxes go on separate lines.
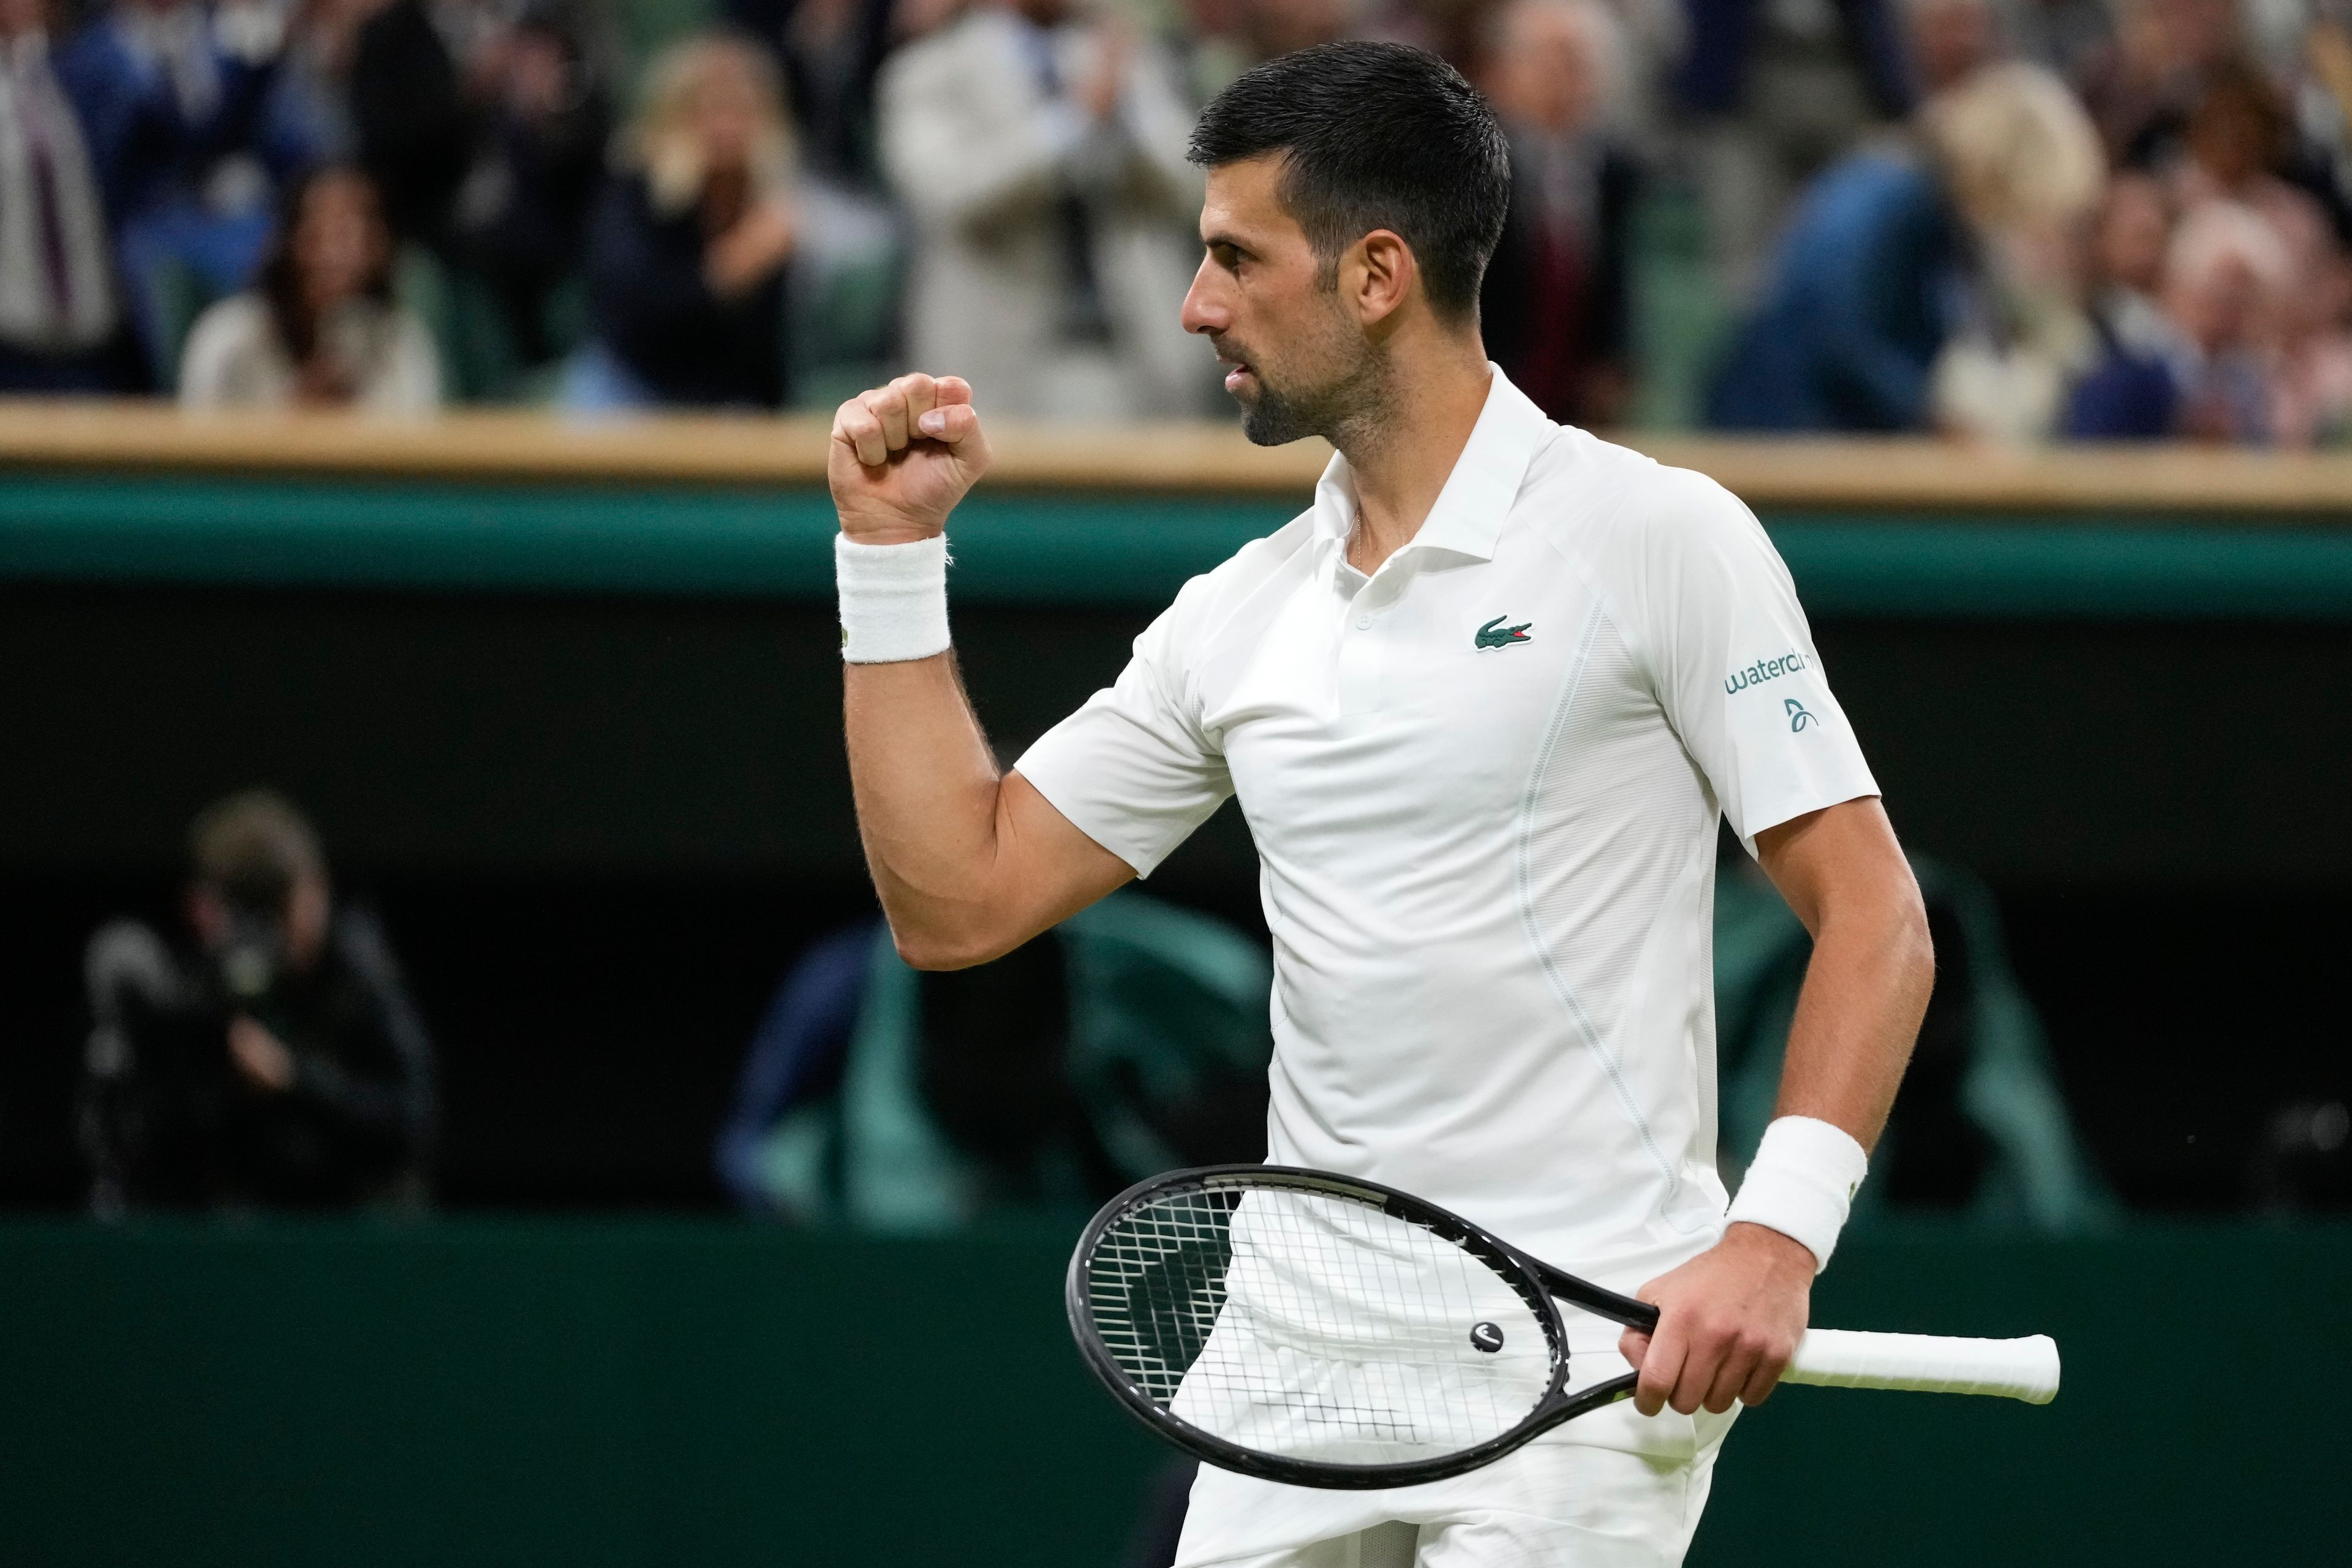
top-left (3, 0), bottom-right (2352, 439)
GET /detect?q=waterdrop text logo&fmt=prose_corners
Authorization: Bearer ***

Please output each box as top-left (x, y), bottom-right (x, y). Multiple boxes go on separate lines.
top-left (1724, 650), bottom-right (1809, 695)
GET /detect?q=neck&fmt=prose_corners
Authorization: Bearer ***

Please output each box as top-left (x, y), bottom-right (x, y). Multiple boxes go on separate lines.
top-left (1331, 333), bottom-right (1493, 575)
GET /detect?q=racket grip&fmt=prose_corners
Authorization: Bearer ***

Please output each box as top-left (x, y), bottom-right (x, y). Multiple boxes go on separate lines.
top-left (1784, 1330), bottom-right (2061, 1404)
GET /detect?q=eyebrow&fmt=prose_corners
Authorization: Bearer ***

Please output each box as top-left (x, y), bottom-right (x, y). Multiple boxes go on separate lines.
top-left (1202, 230), bottom-right (1255, 256)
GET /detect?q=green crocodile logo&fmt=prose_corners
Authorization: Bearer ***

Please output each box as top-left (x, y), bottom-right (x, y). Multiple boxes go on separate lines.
top-left (1475, 616), bottom-right (1533, 650)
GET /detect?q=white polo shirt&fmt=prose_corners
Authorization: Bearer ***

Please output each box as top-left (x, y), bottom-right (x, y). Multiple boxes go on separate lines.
top-left (1017, 367), bottom-right (1878, 1303)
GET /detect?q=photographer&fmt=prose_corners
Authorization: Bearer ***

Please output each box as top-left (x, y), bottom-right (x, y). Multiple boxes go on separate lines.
top-left (81, 790), bottom-right (435, 1211)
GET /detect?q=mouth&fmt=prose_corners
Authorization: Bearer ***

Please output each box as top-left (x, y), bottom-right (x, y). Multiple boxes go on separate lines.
top-left (1211, 339), bottom-right (1256, 396)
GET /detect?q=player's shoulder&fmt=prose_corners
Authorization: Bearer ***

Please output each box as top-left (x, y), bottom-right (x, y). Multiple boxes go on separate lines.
top-left (1129, 510), bottom-right (1317, 673)
top-left (1172, 511), bottom-right (1317, 614)
top-left (1518, 426), bottom-right (1765, 571)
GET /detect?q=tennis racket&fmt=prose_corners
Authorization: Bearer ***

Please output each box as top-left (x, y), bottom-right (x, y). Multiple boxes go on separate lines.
top-left (1066, 1165), bottom-right (2061, 1490)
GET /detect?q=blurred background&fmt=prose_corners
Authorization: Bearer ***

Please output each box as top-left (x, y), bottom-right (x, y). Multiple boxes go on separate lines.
top-left (0, 0), bottom-right (2346, 1559)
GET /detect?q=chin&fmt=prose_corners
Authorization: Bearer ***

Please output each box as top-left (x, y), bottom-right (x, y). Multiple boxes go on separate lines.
top-left (1238, 390), bottom-right (1318, 448)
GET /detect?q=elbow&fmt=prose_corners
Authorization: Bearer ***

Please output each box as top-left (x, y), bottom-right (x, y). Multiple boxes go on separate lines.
top-left (1891, 874), bottom-right (1936, 1001)
top-left (889, 920), bottom-right (1007, 973)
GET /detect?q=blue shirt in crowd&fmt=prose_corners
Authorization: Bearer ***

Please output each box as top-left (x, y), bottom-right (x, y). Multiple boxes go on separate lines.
top-left (1706, 152), bottom-right (1966, 433)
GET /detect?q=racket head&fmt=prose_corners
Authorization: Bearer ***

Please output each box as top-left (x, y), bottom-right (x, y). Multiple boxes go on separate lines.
top-left (1065, 1165), bottom-right (1573, 1490)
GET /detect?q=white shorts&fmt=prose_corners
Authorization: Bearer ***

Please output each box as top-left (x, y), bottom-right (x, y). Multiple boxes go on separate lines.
top-left (1171, 1409), bottom-right (1737, 1568)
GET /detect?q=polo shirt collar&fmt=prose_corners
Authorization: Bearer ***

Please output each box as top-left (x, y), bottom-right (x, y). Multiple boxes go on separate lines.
top-left (1309, 364), bottom-right (1553, 565)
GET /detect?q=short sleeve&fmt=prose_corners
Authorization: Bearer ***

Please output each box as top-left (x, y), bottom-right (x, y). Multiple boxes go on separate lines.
top-left (1629, 473), bottom-right (1879, 853)
top-left (1014, 581), bottom-right (1233, 877)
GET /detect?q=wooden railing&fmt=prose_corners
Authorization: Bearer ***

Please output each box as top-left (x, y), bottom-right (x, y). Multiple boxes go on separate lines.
top-left (5, 399), bottom-right (2352, 513)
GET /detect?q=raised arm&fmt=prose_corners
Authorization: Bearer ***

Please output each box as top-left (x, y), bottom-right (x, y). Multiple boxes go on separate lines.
top-left (833, 374), bottom-right (1134, 970)
top-left (1619, 796), bottom-right (1932, 1417)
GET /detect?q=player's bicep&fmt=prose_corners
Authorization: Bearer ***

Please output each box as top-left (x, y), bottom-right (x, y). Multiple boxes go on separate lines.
top-left (1014, 595), bottom-right (1234, 878)
top-left (1752, 796), bottom-right (1916, 939)
top-left (987, 771), bottom-right (1138, 946)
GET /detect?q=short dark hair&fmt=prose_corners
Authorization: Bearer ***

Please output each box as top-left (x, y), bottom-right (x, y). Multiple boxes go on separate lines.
top-left (1188, 42), bottom-right (1510, 320)
top-left (190, 790), bottom-right (326, 912)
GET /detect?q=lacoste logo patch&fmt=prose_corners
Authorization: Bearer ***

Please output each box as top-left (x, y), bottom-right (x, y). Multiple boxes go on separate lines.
top-left (1476, 616), bottom-right (1532, 650)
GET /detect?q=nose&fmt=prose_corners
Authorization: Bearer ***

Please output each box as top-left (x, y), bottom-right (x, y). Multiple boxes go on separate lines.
top-left (1180, 254), bottom-right (1227, 337)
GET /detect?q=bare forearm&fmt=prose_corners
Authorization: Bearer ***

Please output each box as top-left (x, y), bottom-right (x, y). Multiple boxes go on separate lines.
top-left (1756, 798), bottom-right (1935, 1150)
top-left (1773, 893), bottom-right (1933, 1150)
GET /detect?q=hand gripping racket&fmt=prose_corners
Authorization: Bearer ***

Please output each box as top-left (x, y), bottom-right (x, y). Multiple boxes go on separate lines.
top-left (1066, 1166), bottom-right (2061, 1490)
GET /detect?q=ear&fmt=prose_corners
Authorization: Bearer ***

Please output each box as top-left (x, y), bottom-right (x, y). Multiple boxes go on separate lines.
top-left (1344, 229), bottom-right (1418, 328)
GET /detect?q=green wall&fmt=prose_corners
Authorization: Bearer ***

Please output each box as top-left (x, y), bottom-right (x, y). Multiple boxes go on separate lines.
top-left (1, 1221), bottom-right (2342, 1566)
top-left (6, 470), bottom-right (2352, 618)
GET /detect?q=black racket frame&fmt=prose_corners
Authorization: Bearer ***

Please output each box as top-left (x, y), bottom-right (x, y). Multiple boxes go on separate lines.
top-left (1066, 1164), bottom-right (1668, 1490)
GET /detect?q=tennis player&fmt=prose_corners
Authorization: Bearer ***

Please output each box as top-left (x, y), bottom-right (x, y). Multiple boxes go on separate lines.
top-left (829, 41), bottom-right (1933, 1568)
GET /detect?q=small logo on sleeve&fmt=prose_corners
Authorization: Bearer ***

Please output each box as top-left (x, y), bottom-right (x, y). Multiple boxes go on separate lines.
top-left (1785, 698), bottom-right (1815, 732)
top-left (1476, 616), bottom-right (1533, 650)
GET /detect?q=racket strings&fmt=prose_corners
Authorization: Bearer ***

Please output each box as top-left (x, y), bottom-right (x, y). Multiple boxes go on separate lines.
top-left (1086, 1185), bottom-right (1554, 1464)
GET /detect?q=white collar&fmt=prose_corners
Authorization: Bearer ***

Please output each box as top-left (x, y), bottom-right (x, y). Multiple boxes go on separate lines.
top-left (1310, 364), bottom-right (1552, 567)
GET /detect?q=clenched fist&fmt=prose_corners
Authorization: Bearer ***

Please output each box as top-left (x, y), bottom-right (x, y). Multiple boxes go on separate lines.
top-left (829, 372), bottom-right (992, 545)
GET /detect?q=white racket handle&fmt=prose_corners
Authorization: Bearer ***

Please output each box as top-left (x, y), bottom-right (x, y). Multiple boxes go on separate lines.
top-left (1784, 1330), bottom-right (2061, 1404)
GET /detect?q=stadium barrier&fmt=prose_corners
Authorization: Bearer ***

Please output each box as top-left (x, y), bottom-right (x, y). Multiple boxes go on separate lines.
top-left (0, 1218), bottom-right (2341, 1567)
top-left (6, 402), bottom-right (2352, 617)
top-left (0, 402), bottom-right (2348, 885)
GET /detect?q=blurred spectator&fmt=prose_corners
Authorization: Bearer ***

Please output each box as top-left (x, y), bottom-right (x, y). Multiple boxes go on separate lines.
top-left (1904, 0), bottom-right (1998, 96)
top-left (2064, 197), bottom-right (2286, 440)
top-left (1708, 61), bottom-right (2103, 431)
top-left (2263, 194), bottom-right (2352, 444)
top-left (567, 32), bottom-right (795, 410)
top-left (2010, 0), bottom-right (2110, 81)
top-left (2088, 167), bottom-right (2174, 350)
top-left (1675, 0), bottom-right (1916, 297)
top-left (81, 790), bottom-right (434, 1212)
top-left (350, 0), bottom-right (612, 297)
top-left (0, 0), bottom-right (129, 390)
top-left (1477, 0), bottom-right (1641, 427)
top-left (1174, 0), bottom-right (1356, 107)
top-left (449, 5), bottom-right (611, 366)
top-left (265, 0), bottom-right (373, 161)
top-left (879, 0), bottom-right (1214, 420)
top-left (1928, 218), bottom-right (2097, 442)
top-left (723, 0), bottom-right (893, 187)
top-left (1583, 0), bottom-right (1686, 137)
top-left (2074, 0), bottom-right (2241, 165)
top-left (717, 891), bottom-right (1271, 1227)
top-left (55, 0), bottom-right (319, 380)
top-left (179, 161), bottom-right (440, 407)
top-left (2294, 15), bottom-right (2352, 232)
top-left (2162, 58), bottom-right (2352, 250)
top-left (1365, 0), bottom-right (1496, 71)
top-left (348, 0), bottom-right (472, 249)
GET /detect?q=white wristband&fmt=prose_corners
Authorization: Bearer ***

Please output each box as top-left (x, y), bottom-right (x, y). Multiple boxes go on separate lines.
top-left (1725, 1115), bottom-right (1869, 1273)
top-left (837, 533), bottom-right (951, 663)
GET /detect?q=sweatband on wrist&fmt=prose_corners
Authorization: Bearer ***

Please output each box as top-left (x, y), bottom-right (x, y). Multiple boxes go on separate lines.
top-left (837, 532), bottom-right (950, 663)
top-left (1725, 1115), bottom-right (1869, 1273)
